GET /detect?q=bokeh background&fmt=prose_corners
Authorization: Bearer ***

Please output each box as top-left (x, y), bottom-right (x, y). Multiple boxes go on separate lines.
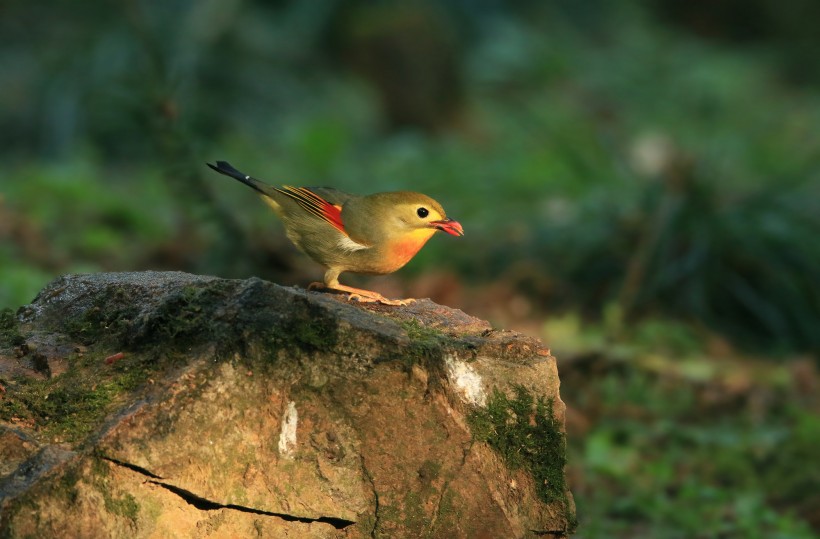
top-left (2, 1), bottom-right (819, 536)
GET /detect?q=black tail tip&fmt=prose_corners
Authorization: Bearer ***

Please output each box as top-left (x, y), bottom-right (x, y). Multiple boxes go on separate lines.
top-left (207, 160), bottom-right (245, 177)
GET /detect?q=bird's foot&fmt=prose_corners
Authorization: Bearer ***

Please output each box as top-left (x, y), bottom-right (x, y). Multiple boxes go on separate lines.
top-left (346, 293), bottom-right (415, 306)
top-left (311, 282), bottom-right (414, 306)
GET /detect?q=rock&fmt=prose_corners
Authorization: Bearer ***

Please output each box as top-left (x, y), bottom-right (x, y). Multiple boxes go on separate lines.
top-left (0, 272), bottom-right (575, 538)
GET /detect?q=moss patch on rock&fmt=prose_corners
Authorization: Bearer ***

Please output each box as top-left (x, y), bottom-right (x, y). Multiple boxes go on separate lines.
top-left (281, 301), bottom-right (339, 351)
top-left (61, 286), bottom-right (140, 346)
top-left (0, 354), bottom-right (149, 443)
top-left (468, 385), bottom-right (577, 532)
top-left (90, 457), bottom-right (140, 524)
top-left (62, 282), bottom-right (231, 352)
top-left (60, 280), bottom-right (341, 361)
top-left (127, 284), bottom-right (228, 350)
top-left (400, 319), bottom-right (447, 368)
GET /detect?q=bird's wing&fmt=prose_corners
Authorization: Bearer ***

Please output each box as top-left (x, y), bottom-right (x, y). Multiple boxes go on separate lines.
top-left (274, 186), bottom-right (349, 235)
top-left (304, 187), bottom-right (356, 207)
top-left (208, 161), bottom-right (354, 235)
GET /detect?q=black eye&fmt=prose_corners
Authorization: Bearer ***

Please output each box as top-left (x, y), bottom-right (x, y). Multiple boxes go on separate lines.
top-left (417, 207), bottom-right (429, 218)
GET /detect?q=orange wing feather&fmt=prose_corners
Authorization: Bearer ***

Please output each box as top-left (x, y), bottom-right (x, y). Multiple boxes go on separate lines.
top-left (275, 186), bottom-right (346, 234)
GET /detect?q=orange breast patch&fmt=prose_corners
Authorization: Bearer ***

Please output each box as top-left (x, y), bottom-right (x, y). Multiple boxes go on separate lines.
top-left (385, 231), bottom-right (435, 272)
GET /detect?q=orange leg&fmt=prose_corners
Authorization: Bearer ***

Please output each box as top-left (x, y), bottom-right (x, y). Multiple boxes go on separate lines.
top-left (309, 270), bottom-right (415, 306)
top-left (309, 281), bottom-right (415, 306)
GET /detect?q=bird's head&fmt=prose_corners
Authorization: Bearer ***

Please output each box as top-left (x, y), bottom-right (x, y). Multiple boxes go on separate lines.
top-left (374, 192), bottom-right (464, 238)
top-left (337, 190), bottom-right (464, 272)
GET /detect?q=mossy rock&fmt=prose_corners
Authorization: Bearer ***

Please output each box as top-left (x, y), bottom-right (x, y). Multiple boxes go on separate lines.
top-left (0, 271), bottom-right (574, 538)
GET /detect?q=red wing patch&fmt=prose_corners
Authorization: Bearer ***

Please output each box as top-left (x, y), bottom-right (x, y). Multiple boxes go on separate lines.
top-left (275, 186), bottom-right (346, 234)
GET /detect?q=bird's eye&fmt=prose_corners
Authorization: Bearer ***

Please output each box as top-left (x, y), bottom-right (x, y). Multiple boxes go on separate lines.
top-left (417, 207), bottom-right (429, 218)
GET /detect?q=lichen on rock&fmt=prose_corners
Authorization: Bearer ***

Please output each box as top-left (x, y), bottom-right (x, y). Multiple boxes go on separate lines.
top-left (0, 271), bottom-right (575, 538)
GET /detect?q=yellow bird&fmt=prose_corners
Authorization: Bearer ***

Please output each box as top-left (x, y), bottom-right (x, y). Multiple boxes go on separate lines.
top-left (208, 161), bottom-right (463, 305)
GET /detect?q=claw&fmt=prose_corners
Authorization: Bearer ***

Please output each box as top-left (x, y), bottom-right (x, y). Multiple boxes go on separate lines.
top-left (307, 281), bottom-right (414, 306)
top-left (346, 292), bottom-right (410, 306)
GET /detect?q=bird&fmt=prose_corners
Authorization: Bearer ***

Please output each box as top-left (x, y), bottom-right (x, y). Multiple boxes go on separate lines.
top-left (207, 161), bottom-right (464, 305)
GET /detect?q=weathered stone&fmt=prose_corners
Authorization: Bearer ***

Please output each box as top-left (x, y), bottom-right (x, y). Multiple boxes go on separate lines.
top-left (0, 271), bottom-right (574, 538)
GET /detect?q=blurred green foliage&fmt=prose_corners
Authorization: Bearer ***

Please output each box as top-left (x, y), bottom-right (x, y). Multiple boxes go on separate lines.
top-left (1, 1), bottom-right (819, 536)
top-left (3, 0), bottom-right (818, 354)
top-left (551, 316), bottom-right (820, 538)
top-left (575, 388), bottom-right (818, 538)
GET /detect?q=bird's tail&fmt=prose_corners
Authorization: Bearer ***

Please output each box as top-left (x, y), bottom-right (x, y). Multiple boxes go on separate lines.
top-left (207, 161), bottom-right (280, 200)
top-left (207, 160), bottom-right (257, 188)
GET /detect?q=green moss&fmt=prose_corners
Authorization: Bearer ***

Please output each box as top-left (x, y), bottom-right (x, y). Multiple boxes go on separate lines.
top-left (468, 385), bottom-right (577, 533)
top-left (62, 287), bottom-right (140, 346)
top-left (0, 354), bottom-right (150, 443)
top-left (105, 491), bottom-right (139, 522)
top-left (288, 315), bottom-right (337, 350)
top-left (0, 307), bottom-right (26, 348)
top-left (402, 319), bottom-right (444, 344)
top-left (401, 319), bottom-right (446, 362)
top-left (3, 377), bottom-right (103, 438)
top-left (56, 463), bottom-right (82, 504)
top-left (61, 283), bottom-right (238, 354)
top-left (398, 319), bottom-right (479, 370)
top-left (27, 281), bottom-right (344, 388)
top-left (128, 285), bottom-right (216, 348)
top-left (90, 457), bottom-right (140, 523)
top-left (102, 284), bottom-right (231, 352)
top-left (128, 283), bottom-right (331, 357)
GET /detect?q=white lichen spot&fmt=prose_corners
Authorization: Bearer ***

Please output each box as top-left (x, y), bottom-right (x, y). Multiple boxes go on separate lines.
top-left (278, 401), bottom-right (298, 457)
top-left (445, 355), bottom-right (486, 407)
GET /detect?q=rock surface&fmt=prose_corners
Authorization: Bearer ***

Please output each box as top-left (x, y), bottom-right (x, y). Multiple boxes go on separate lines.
top-left (0, 272), bottom-right (575, 538)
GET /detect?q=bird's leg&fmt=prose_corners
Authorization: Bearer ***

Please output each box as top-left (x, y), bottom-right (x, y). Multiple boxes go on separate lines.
top-left (328, 283), bottom-right (415, 306)
top-left (314, 269), bottom-right (415, 306)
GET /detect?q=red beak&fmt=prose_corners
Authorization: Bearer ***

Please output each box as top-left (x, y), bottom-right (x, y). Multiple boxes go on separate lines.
top-left (430, 218), bottom-right (464, 237)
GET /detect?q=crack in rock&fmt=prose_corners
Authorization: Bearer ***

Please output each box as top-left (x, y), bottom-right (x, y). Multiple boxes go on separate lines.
top-left (100, 456), bottom-right (163, 479)
top-left (105, 457), bottom-right (354, 530)
top-left (149, 481), bottom-right (355, 529)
